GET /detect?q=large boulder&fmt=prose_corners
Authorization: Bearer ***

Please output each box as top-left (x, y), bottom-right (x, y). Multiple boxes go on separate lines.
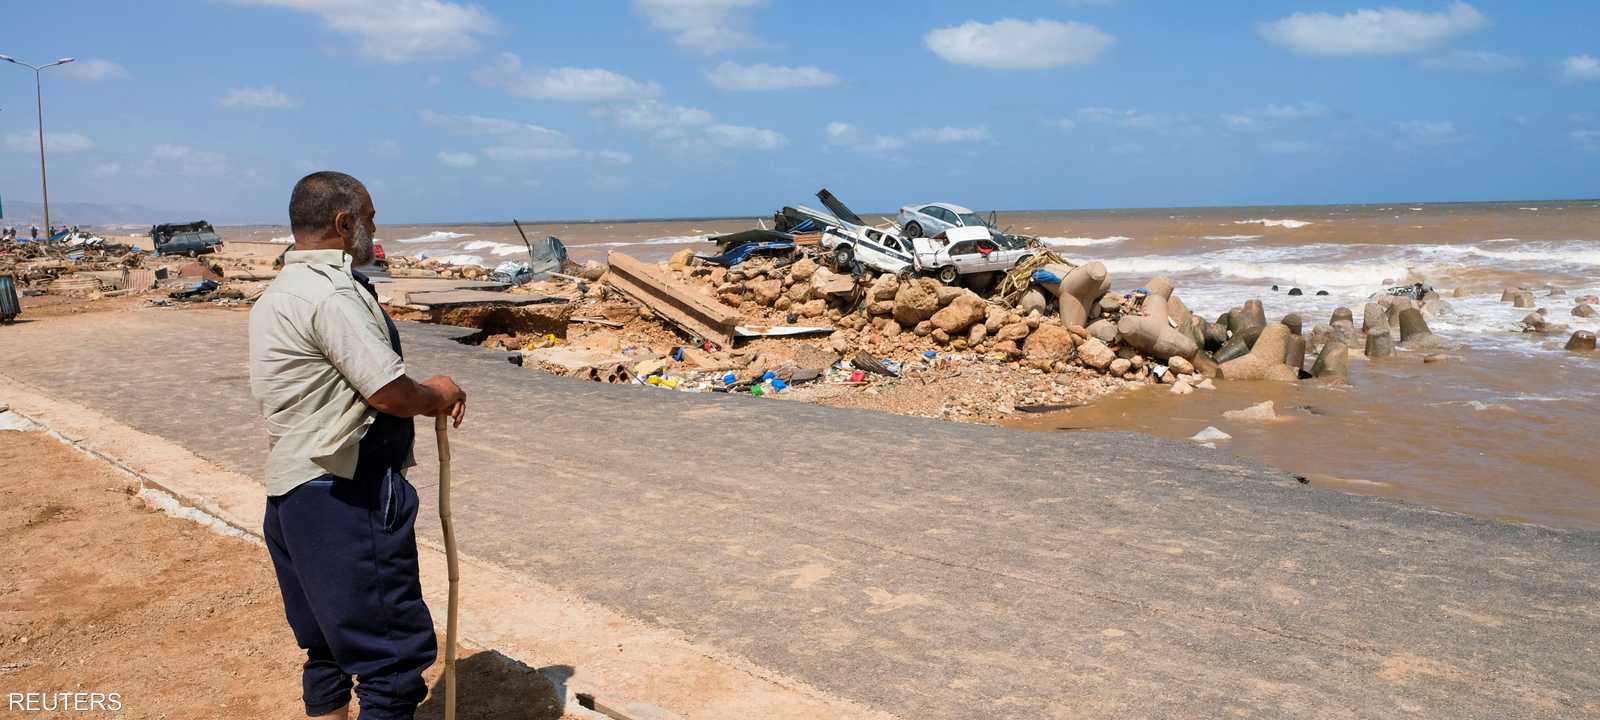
top-left (1566, 331), bottom-right (1596, 352)
top-left (1573, 303), bottom-right (1597, 318)
top-left (789, 257), bottom-right (818, 281)
top-left (892, 278), bottom-right (941, 327)
top-left (930, 293), bottom-right (988, 334)
top-left (1116, 275), bottom-right (1199, 361)
top-left (1024, 324), bottom-right (1076, 362)
top-left (1086, 319), bottom-right (1119, 343)
top-left (1074, 337), bottom-right (1115, 370)
top-left (1018, 288), bottom-right (1048, 315)
top-left (868, 273), bottom-right (899, 301)
top-left (749, 279), bottom-right (783, 306)
top-left (810, 267), bottom-right (856, 298)
top-left (1217, 324), bottom-right (1299, 381)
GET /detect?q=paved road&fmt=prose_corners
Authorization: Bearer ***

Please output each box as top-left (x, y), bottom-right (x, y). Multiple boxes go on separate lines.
top-left (3, 308), bottom-right (1597, 719)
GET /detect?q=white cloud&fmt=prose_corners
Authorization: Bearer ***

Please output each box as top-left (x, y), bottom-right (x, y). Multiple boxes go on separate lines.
top-left (633, 0), bottom-right (763, 53)
top-left (59, 59), bottom-right (128, 82)
top-left (472, 53), bottom-right (659, 102)
top-left (1222, 114), bottom-right (1267, 131)
top-left (1262, 102), bottom-right (1328, 119)
top-left (4, 131), bottom-right (94, 153)
top-left (1392, 120), bottom-right (1464, 146)
top-left (908, 127), bottom-right (991, 143)
top-left (706, 62), bottom-right (838, 91)
top-left (420, 110), bottom-right (630, 164)
top-left (1420, 49), bottom-right (1523, 72)
top-left (925, 19), bottom-right (1115, 70)
top-left (1573, 130), bottom-right (1600, 151)
top-left (705, 124), bottom-right (787, 150)
top-left (239, 0), bottom-right (496, 63)
top-left (1078, 106), bottom-right (1159, 129)
top-left (601, 100), bottom-right (714, 137)
top-left (218, 86), bottom-right (302, 109)
top-left (1260, 2), bottom-right (1486, 56)
top-left (437, 151), bottom-right (478, 168)
top-left (824, 122), bottom-right (989, 152)
top-left (1561, 55), bottom-right (1600, 82)
top-left (1259, 139), bottom-right (1317, 155)
top-left (148, 143), bottom-right (230, 175)
top-left (825, 122), bottom-right (905, 153)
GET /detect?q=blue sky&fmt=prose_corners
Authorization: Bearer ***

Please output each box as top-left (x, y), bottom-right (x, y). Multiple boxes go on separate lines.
top-left (0, 1), bottom-right (1596, 224)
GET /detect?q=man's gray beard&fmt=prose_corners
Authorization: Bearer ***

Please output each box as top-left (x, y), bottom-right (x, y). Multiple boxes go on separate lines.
top-left (349, 222), bottom-right (375, 267)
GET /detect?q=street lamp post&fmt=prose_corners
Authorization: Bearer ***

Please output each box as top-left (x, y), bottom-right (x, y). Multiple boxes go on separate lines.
top-left (0, 55), bottom-right (74, 235)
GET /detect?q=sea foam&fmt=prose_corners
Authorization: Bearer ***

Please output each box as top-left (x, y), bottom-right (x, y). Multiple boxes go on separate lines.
top-left (1233, 218), bottom-right (1312, 229)
top-left (1040, 236), bottom-right (1130, 248)
top-left (391, 230), bottom-right (473, 244)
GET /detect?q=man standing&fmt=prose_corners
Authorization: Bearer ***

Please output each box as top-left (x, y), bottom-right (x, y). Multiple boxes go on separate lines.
top-left (250, 171), bottom-right (466, 719)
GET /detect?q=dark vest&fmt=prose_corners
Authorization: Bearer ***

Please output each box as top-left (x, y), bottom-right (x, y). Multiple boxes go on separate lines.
top-left (351, 270), bottom-right (415, 479)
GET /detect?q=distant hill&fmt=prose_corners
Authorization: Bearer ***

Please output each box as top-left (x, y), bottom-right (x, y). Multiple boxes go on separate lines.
top-left (0, 199), bottom-right (250, 228)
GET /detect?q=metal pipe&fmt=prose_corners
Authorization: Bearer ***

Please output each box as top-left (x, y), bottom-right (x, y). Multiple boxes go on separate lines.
top-left (1, 55), bottom-right (73, 235)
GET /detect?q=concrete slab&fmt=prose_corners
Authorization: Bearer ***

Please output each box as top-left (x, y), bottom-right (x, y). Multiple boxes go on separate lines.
top-left (1, 308), bottom-right (1596, 719)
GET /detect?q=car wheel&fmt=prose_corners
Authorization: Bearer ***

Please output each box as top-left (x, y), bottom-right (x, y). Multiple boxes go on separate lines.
top-left (832, 245), bottom-right (854, 270)
top-left (937, 265), bottom-right (959, 285)
top-left (904, 221), bottom-right (923, 238)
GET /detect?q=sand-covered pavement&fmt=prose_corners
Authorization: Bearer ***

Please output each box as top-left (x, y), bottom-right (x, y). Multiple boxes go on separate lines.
top-left (2, 306), bottom-right (1598, 719)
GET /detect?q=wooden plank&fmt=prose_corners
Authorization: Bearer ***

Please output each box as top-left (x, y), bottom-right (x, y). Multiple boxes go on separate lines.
top-left (604, 251), bottom-right (739, 346)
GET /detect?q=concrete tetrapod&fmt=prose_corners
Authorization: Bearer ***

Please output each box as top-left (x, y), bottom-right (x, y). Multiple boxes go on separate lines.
top-left (1365, 327), bottom-right (1395, 358)
top-left (1214, 299), bottom-right (1267, 363)
top-left (1398, 308), bottom-right (1448, 349)
top-left (1362, 303), bottom-right (1390, 337)
top-left (1566, 331), bottom-right (1597, 352)
top-left (1311, 342), bottom-right (1350, 382)
top-left (1116, 276), bottom-right (1199, 361)
top-left (1284, 334), bottom-right (1308, 373)
top-left (1218, 323), bottom-right (1299, 381)
top-left (1041, 262), bottom-right (1109, 329)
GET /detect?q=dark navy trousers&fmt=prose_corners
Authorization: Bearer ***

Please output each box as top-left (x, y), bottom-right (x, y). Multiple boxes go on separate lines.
top-left (264, 469), bottom-right (437, 719)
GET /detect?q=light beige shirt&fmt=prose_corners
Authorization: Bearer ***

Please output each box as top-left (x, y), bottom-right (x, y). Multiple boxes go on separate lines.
top-left (248, 249), bottom-right (412, 495)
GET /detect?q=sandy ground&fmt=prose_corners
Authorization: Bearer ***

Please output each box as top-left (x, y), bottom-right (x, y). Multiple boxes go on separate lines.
top-left (0, 428), bottom-right (571, 719)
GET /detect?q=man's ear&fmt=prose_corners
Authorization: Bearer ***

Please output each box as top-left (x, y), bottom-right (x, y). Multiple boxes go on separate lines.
top-left (333, 210), bottom-right (354, 241)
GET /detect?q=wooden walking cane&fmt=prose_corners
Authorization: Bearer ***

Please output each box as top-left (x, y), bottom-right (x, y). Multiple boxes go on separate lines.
top-left (435, 416), bottom-right (460, 720)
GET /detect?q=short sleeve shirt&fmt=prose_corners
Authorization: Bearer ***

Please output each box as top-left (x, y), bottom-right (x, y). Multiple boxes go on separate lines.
top-left (248, 249), bottom-right (414, 495)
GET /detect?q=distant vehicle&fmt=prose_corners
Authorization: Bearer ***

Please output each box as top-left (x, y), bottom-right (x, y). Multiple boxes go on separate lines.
top-left (898, 202), bottom-right (993, 239)
top-left (373, 241), bottom-right (387, 265)
top-left (150, 221), bottom-right (223, 257)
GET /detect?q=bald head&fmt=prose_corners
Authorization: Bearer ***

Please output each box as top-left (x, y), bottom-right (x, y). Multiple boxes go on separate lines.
top-left (288, 171), bottom-right (376, 264)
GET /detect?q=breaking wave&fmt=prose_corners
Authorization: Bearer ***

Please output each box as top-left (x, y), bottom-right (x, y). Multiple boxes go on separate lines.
top-left (413, 250), bottom-right (487, 267)
top-left (1202, 234), bottom-right (1262, 241)
top-left (1040, 236), bottom-right (1130, 248)
top-left (391, 231), bottom-right (473, 244)
top-left (269, 235), bottom-right (294, 244)
top-left (1100, 254), bottom-right (1414, 289)
top-left (1233, 218), bottom-right (1312, 229)
top-left (461, 240), bottom-right (528, 257)
top-left (1419, 242), bottom-right (1600, 268)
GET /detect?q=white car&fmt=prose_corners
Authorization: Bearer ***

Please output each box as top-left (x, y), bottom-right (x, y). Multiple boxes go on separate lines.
top-left (898, 202), bottom-right (992, 239)
top-left (822, 225), bottom-right (1034, 285)
top-left (820, 225), bottom-right (916, 278)
top-left (917, 226), bottom-right (1034, 285)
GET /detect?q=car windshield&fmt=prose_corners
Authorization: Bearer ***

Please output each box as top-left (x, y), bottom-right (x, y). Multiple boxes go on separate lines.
top-left (957, 212), bottom-right (988, 227)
